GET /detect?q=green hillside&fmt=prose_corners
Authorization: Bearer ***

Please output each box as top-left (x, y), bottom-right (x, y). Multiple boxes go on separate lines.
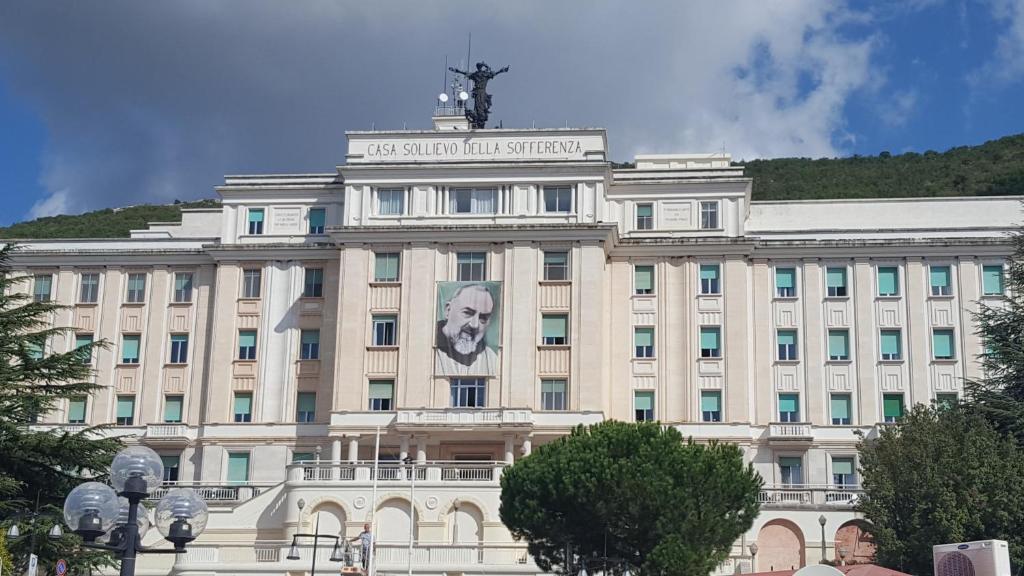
top-left (0, 199), bottom-right (220, 239)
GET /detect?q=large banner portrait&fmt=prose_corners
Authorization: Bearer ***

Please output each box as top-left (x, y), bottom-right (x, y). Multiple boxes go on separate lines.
top-left (435, 281), bottom-right (502, 376)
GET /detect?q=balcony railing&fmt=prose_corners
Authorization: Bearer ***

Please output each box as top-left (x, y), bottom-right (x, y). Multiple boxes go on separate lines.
top-left (147, 482), bottom-right (273, 503)
top-left (767, 422), bottom-right (814, 440)
top-left (758, 484), bottom-right (862, 508)
top-left (288, 460), bottom-right (506, 484)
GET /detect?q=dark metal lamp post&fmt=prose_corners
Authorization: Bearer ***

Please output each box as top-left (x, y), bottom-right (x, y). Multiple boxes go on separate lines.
top-left (285, 499), bottom-right (346, 576)
top-left (4, 490), bottom-right (65, 574)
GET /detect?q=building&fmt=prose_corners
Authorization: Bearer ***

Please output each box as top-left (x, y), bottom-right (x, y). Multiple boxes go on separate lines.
top-left (11, 110), bottom-right (1020, 576)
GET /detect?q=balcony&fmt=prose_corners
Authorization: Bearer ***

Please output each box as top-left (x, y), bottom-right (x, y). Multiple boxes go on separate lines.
top-left (145, 423), bottom-right (194, 442)
top-left (757, 484), bottom-right (862, 509)
top-left (287, 460), bottom-right (507, 486)
top-left (147, 482), bottom-right (274, 504)
top-left (766, 422), bottom-right (814, 444)
top-left (394, 408), bottom-right (533, 428)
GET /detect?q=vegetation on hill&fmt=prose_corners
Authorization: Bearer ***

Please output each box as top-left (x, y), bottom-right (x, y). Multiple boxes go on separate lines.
top-left (0, 199), bottom-right (220, 239)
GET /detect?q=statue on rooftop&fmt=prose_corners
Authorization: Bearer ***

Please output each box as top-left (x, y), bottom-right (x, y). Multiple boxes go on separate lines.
top-left (448, 62), bottom-right (509, 129)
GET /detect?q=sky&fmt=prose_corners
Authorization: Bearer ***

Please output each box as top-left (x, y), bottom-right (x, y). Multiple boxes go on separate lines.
top-left (0, 0), bottom-right (1023, 226)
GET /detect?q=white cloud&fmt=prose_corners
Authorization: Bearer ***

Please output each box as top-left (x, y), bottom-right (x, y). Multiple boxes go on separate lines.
top-left (879, 89), bottom-right (919, 127)
top-left (969, 0), bottom-right (1024, 87)
top-left (28, 189), bottom-right (70, 219)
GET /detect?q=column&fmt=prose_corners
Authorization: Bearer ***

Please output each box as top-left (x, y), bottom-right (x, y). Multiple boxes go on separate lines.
top-left (415, 437), bottom-right (427, 463)
top-left (399, 435), bottom-right (410, 462)
top-left (504, 434), bottom-right (515, 464)
top-left (348, 436), bottom-right (360, 463)
top-left (521, 435), bottom-right (533, 457)
top-left (331, 438), bottom-right (343, 480)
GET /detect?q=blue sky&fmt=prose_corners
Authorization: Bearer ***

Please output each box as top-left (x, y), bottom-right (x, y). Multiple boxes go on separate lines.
top-left (0, 0), bottom-right (1022, 226)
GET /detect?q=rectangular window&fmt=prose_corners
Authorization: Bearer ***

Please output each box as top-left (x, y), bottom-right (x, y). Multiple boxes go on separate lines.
top-left (777, 330), bottom-right (798, 361)
top-left (368, 380), bottom-right (394, 411)
top-left (303, 267), bottom-right (324, 297)
top-left (828, 329), bottom-right (850, 361)
top-left (933, 329), bottom-right (955, 360)
top-left (778, 393), bottom-right (800, 422)
top-left (242, 269), bottom-right (262, 298)
top-left (292, 452), bottom-right (314, 464)
top-left (75, 334), bottom-right (94, 365)
top-left (635, 203), bottom-right (653, 230)
top-left (79, 273), bottom-right (100, 303)
top-left (832, 457), bottom-right (855, 487)
top-left (173, 272), bottom-right (193, 303)
top-left (543, 251), bottom-right (569, 281)
top-left (372, 315), bottom-right (398, 347)
top-left (296, 392), bottom-right (316, 423)
top-left (541, 379), bottom-right (567, 411)
top-left (32, 274), bottom-right (52, 302)
top-left (779, 456), bottom-right (803, 485)
top-left (541, 314), bottom-right (568, 346)
top-left (775, 268), bottom-right (796, 298)
top-left (169, 334), bottom-right (189, 364)
top-left (238, 331), bottom-right (257, 360)
top-left (936, 393), bottom-right (958, 409)
top-left (450, 188), bottom-right (497, 214)
top-left (700, 264), bottom-right (721, 295)
top-left (456, 252), bottom-right (486, 281)
top-left (161, 455), bottom-right (180, 482)
top-left (877, 266), bottom-right (899, 297)
top-left (543, 186), bottom-right (573, 213)
top-left (233, 393), bottom-right (253, 423)
top-left (699, 327), bottom-right (721, 358)
top-left (830, 394), bottom-right (851, 425)
top-left (880, 329), bottom-right (902, 360)
top-left (68, 397), bottom-right (87, 424)
top-left (701, 390), bottom-right (722, 422)
top-left (308, 207), bottom-right (326, 233)
top-left (247, 208), bottom-right (264, 235)
top-left (634, 391), bottom-right (654, 422)
top-left (634, 327), bottom-right (654, 358)
top-left (377, 189), bottom-right (405, 216)
top-left (450, 378), bottom-right (486, 408)
top-left (634, 265), bottom-right (654, 295)
top-left (930, 265), bottom-right (952, 296)
top-left (374, 253), bottom-right (401, 282)
top-left (27, 339), bottom-right (45, 360)
top-left (121, 335), bottom-right (141, 364)
top-left (983, 265), bottom-right (1005, 295)
top-left (126, 273), bottom-right (146, 303)
top-left (699, 201), bottom-right (719, 229)
top-left (164, 395), bottom-right (183, 423)
top-left (826, 267), bottom-right (847, 297)
top-left (227, 452), bottom-right (250, 484)
top-left (116, 396), bottom-right (135, 426)
top-left (882, 393), bottom-right (904, 423)
top-left (300, 330), bottom-right (320, 360)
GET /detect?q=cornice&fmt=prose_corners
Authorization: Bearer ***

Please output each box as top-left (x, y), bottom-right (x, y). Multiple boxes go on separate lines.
top-left (204, 243), bottom-right (340, 261)
top-left (328, 223), bottom-right (619, 245)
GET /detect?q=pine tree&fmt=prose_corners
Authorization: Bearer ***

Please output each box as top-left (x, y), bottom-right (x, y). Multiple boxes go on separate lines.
top-left (0, 244), bottom-right (122, 574)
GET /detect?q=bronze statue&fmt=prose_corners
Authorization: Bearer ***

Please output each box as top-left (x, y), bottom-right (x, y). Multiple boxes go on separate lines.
top-left (448, 62), bottom-right (509, 129)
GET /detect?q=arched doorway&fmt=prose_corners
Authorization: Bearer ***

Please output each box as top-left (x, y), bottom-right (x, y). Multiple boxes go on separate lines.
top-left (375, 498), bottom-right (418, 544)
top-left (834, 521), bottom-right (875, 565)
top-left (446, 502), bottom-right (483, 544)
top-left (309, 502), bottom-right (346, 537)
top-left (756, 519), bottom-right (805, 571)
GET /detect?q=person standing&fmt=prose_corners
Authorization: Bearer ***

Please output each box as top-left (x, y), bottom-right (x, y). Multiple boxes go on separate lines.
top-left (351, 523), bottom-right (373, 571)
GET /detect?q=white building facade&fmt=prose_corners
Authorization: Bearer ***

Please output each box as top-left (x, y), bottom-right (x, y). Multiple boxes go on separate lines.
top-left (12, 114), bottom-right (1021, 576)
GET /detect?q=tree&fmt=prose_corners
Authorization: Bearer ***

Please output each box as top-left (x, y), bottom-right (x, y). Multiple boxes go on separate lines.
top-left (0, 244), bottom-right (122, 574)
top-left (499, 421), bottom-right (762, 576)
top-left (857, 405), bottom-right (1024, 575)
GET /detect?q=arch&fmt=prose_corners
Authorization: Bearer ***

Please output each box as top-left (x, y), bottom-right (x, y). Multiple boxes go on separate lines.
top-left (309, 502), bottom-right (347, 537)
top-left (436, 495), bottom-right (491, 523)
top-left (375, 497), bottom-right (419, 544)
top-left (756, 519), bottom-right (805, 571)
top-left (445, 502), bottom-right (484, 544)
top-left (834, 520), bottom-right (875, 565)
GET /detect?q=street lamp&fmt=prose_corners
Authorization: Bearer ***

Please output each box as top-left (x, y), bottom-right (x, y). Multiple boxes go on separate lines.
top-left (749, 542), bottom-right (759, 573)
top-left (818, 514), bottom-right (827, 563)
top-left (285, 499), bottom-right (345, 576)
top-left (4, 490), bottom-right (65, 574)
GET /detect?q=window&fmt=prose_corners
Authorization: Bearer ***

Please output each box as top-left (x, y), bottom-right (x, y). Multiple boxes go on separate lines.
top-left (75, 334), bottom-right (94, 365)
top-left (700, 264), bottom-right (720, 295)
top-left (456, 252), bottom-right (486, 281)
top-left (699, 327), bottom-right (721, 358)
top-left (778, 393), bottom-right (800, 422)
top-left (634, 391), bottom-right (654, 422)
top-left (374, 253), bottom-right (401, 282)
top-left (543, 186), bottom-right (573, 213)
top-left (450, 378), bottom-right (486, 408)
top-left (826, 267), bottom-right (847, 297)
top-left (775, 268), bottom-right (796, 298)
top-left (308, 207), bottom-right (326, 233)
top-left (634, 327), bottom-right (654, 358)
top-left (169, 334), bottom-right (189, 364)
top-left (831, 394), bottom-right (851, 425)
top-left (300, 330), bottom-right (320, 360)
top-left (227, 452), bottom-right (250, 484)
top-left (933, 329), bottom-right (955, 360)
top-left (247, 208), bottom-right (264, 235)
top-left (699, 201), bottom-right (719, 229)
top-left (832, 457), bottom-right (855, 487)
top-left (161, 455), bottom-right (180, 482)
top-left (233, 393), bottom-right (253, 423)
top-left (377, 189), bottom-right (405, 216)
top-left (79, 273), bottom-right (100, 303)
top-left (450, 188), bottom-right (497, 214)
top-left (634, 265), bottom-right (654, 295)
top-left (368, 380), bottom-right (394, 411)
top-left (173, 272), bottom-right (193, 303)
top-left (292, 452), bottom-right (315, 464)
top-left (983, 265), bottom-right (1005, 295)
top-left (296, 392), bottom-right (316, 423)
top-left (543, 251), bottom-right (569, 281)
top-left (26, 339), bottom-right (45, 360)
top-left (701, 391), bottom-right (722, 422)
top-left (116, 396), bottom-right (135, 426)
top-left (541, 315), bottom-right (568, 346)
top-left (877, 266), bottom-right (899, 297)
top-left (880, 330), bottom-right (902, 360)
top-left (635, 203), bottom-right (653, 230)
top-left (779, 456), bottom-right (803, 485)
top-left (242, 269), bottom-right (262, 298)
top-left (121, 335), bottom-right (141, 364)
top-left (303, 267), bottom-right (324, 297)
top-left (930, 265), bottom-right (952, 296)
top-left (882, 393), bottom-right (904, 423)
top-left (828, 329), bottom-right (850, 361)
top-left (372, 316), bottom-right (397, 347)
top-left (936, 393), bottom-right (958, 409)
top-left (541, 379), bottom-right (567, 411)
top-left (126, 273), bottom-right (146, 303)
top-left (164, 396), bottom-right (183, 423)
top-left (777, 330), bottom-right (798, 361)
top-left (238, 331), bottom-right (257, 360)
top-left (68, 397), bottom-right (87, 424)
top-left (32, 274), bottom-right (52, 302)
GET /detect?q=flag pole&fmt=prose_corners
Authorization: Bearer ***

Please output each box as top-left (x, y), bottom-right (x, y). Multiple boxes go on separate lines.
top-left (368, 426), bottom-right (381, 576)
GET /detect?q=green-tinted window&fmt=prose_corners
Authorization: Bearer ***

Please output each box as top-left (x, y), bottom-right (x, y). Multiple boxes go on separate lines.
top-left (983, 265), bottom-right (1004, 295)
top-left (173, 272), bottom-right (193, 303)
top-left (541, 379), bottom-right (567, 411)
top-left (700, 391), bottom-right (721, 422)
top-left (32, 274), bottom-right (52, 302)
top-left (116, 396), bottom-right (135, 426)
top-left (374, 253), bottom-right (401, 282)
top-left (828, 330), bottom-right (849, 361)
top-left (247, 208), bottom-right (264, 235)
top-left (777, 330), bottom-right (798, 361)
top-left (877, 266), bottom-right (899, 296)
top-left (75, 334), bottom-right (94, 364)
top-left (308, 208), bottom-right (326, 234)
top-left (880, 330), bottom-right (902, 360)
top-left (883, 394), bottom-right (904, 423)
top-left (161, 455), bottom-right (181, 482)
top-left (368, 380), bottom-right (394, 411)
top-left (541, 315), bottom-right (568, 345)
top-left (169, 334), bottom-right (189, 364)
top-left (303, 268), bottom-right (324, 298)
top-left (634, 265), bottom-right (654, 295)
top-left (635, 204), bottom-right (653, 230)
top-left (933, 329), bottom-right (955, 360)
top-left (238, 331), bottom-right (257, 360)
top-left (634, 327), bottom-right (654, 358)
top-left (68, 397), bottom-right (87, 424)
top-left (700, 264), bottom-right (720, 294)
top-left (936, 393), bottom-right (958, 409)
top-left (300, 329), bottom-right (320, 360)
top-left (634, 391), bottom-right (654, 422)
top-left (636, 204), bottom-right (653, 217)
top-left (775, 268), bottom-right (796, 297)
top-left (292, 452), bottom-right (315, 463)
top-left (121, 335), bottom-right (141, 364)
top-left (233, 393), bottom-right (253, 423)
top-left (27, 340), bottom-right (45, 360)
top-left (778, 393), bottom-right (800, 422)
top-left (930, 265), bottom-right (952, 296)
top-left (830, 394), bottom-right (851, 425)
top-left (227, 452), bottom-right (250, 483)
top-left (699, 327), bottom-right (721, 358)
top-left (832, 457), bottom-right (855, 486)
top-left (296, 392), bottom-right (316, 423)
top-left (826, 267), bottom-right (847, 297)
top-left (164, 396), bottom-right (183, 423)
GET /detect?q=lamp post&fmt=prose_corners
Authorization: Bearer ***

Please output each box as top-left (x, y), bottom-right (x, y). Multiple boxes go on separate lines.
top-left (286, 501), bottom-right (345, 576)
top-left (63, 445), bottom-right (209, 576)
top-left (818, 515), bottom-right (827, 563)
top-left (4, 489), bottom-right (65, 574)
top-left (839, 546), bottom-right (849, 566)
top-left (403, 456), bottom-right (417, 576)
top-left (749, 543), bottom-right (759, 573)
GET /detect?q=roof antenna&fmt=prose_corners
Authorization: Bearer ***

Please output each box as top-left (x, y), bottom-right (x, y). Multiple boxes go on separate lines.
top-left (403, 121), bottom-right (407, 130)
top-left (371, 121), bottom-right (375, 130)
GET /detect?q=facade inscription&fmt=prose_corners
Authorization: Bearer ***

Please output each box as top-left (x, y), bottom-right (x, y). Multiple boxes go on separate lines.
top-left (359, 137), bottom-right (586, 162)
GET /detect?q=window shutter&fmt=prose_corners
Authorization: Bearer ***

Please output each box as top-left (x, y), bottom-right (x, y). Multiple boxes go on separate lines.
top-left (828, 331), bottom-right (849, 358)
top-left (775, 268), bottom-right (795, 289)
top-left (777, 331), bottom-right (796, 346)
top-left (700, 328), bottom-right (720, 350)
top-left (983, 265), bottom-right (1004, 294)
top-left (880, 331), bottom-right (900, 356)
top-left (297, 393), bottom-right (316, 413)
top-left (700, 391), bottom-right (721, 412)
top-left (635, 266), bottom-right (653, 292)
top-left (227, 453), bottom-right (250, 483)
top-left (700, 264), bottom-right (719, 281)
top-left (122, 336), bottom-right (140, 361)
top-left (830, 395), bottom-right (850, 420)
top-left (239, 332), bottom-right (256, 348)
top-left (634, 328), bottom-right (653, 347)
top-left (164, 397), bottom-right (183, 422)
top-left (878, 267), bottom-right (898, 295)
top-left (832, 458), bottom-right (854, 476)
top-left (301, 330), bottom-right (319, 345)
top-left (636, 204), bottom-right (652, 218)
top-left (883, 395), bottom-right (904, 418)
top-left (369, 381), bottom-right (393, 400)
top-left (933, 330), bottom-right (954, 358)
top-left (634, 391), bottom-right (653, 411)
top-left (542, 316), bottom-right (567, 339)
top-left (249, 209), bottom-right (264, 223)
top-left (116, 397), bottom-right (134, 418)
top-left (779, 457), bottom-right (802, 469)
top-left (309, 208), bottom-right (326, 230)
top-left (826, 268), bottom-right (846, 288)
top-left (778, 394), bottom-right (798, 413)
top-left (68, 398), bottom-right (87, 422)
top-left (930, 266), bottom-right (950, 289)
top-left (234, 394), bottom-right (252, 415)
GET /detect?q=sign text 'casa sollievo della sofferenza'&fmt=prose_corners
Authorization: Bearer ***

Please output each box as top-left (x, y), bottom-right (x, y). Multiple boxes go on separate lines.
top-left (346, 131), bottom-right (605, 163)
